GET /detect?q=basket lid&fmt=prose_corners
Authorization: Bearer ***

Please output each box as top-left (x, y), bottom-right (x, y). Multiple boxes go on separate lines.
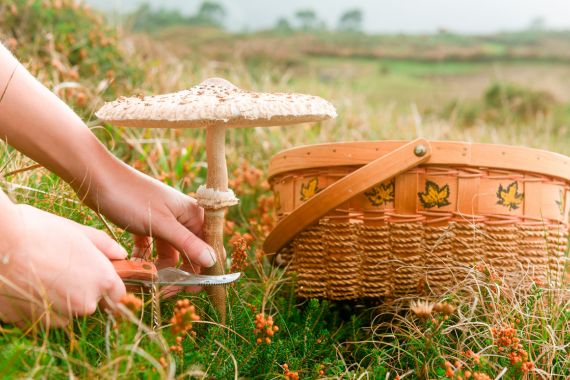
top-left (268, 140), bottom-right (570, 182)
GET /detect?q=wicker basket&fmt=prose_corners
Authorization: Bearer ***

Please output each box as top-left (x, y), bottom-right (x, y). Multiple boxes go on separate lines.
top-left (263, 139), bottom-right (570, 300)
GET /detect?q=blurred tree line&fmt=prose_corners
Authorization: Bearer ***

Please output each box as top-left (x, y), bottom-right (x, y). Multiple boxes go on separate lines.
top-left (280, 8), bottom-right (363, 33)
top-left (130, 1), bottom-right (226, 32)
top-left (129, 2), bottom-right (363, 35)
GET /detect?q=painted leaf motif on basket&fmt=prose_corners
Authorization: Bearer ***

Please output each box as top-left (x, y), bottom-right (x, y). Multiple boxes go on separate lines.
top-left (364, 180), bottom-right (395, 206)
top-left (418, 180), bottom-right (451, 209)
top-left (300, 177), bottom-right (319, 201)
top-left (496, 181), bottom-right (523, 211)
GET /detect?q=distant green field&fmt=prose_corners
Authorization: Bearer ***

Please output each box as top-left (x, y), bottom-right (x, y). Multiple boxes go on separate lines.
top-left (302, 56), bottom-right (570, 103)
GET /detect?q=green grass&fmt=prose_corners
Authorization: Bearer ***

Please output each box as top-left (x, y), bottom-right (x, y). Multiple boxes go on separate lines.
top-left (1, 1), bottom-right (570, 378)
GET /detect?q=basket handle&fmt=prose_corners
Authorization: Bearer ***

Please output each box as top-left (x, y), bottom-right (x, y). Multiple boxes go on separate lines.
top-left (263, 138), bottom-right (432, 254)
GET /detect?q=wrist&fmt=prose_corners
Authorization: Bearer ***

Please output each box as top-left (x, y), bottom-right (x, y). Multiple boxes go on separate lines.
top-left (63, 128), bottom-right (119, 201)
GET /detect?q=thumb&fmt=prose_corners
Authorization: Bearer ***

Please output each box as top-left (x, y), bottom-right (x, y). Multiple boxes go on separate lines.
top-left (158, 220), bottom-right (216, 268)
top-left (77, 226), bottom-right (128, 260)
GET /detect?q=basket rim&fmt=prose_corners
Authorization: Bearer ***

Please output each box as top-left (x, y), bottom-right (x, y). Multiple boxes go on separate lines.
top-left (268, 140), bottom-right (570, 182)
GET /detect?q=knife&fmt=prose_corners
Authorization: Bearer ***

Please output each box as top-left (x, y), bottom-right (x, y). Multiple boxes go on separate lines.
top-left (112, 260), bottom-right (241, 287)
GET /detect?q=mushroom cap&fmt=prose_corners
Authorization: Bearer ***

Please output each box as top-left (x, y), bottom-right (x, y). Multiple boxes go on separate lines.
top-left (95, 77), bottom-right (337, 129)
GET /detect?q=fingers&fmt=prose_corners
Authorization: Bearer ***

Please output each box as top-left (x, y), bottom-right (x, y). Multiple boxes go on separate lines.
top-left (157, 239), bottom-right (201, 298)
top-left (155, 239), bottom-right (179, 269)
top-left (98, 281), bottom-right (127, 312)
top-left (132, 235), bottom-right (153, 261)
top-left (160, 262), bottom-right (202, 298)
top-left (160, 283), bottom-right (201, 299)
top-left (158, 221), bottom-right (216, 268)
top-left (91, 258), bottom-right (127, 313)
top-left (179, 258), bottom-right (202, 294)
top-left (174, 198), bottom-right (204, 238)
top-left (63, 228), bottom-right (127, 315)
top-left (67, 240), bottom-right (126, 315)
top-left (75, 225), bottom-right (128, 260)
top-left (104, 266), bottom-right (127, 305)
top-left (177, 239), bottom-right (200, 273)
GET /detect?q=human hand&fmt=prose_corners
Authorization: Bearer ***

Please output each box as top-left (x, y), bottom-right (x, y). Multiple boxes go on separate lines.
top-left (0, 204), bottom-right (127, 328)
top-left (78, 157), bottom-right (216, 276)
top-left (0, 45), bottom-right (214, 279)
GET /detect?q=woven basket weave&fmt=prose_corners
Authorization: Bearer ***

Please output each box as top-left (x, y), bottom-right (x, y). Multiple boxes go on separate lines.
top-left (263, 140), bottom-right (570, 300)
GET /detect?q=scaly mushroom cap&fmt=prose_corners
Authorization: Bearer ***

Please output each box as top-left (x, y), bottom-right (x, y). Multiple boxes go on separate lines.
top-left (95, 77), bottom-right (337, 128)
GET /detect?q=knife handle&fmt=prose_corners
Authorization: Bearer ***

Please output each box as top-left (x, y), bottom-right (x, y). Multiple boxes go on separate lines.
top-left (112, 259), bottom-right (158, 282)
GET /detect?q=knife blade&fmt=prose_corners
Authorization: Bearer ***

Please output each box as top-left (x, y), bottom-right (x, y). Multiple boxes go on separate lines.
top-left (112, 259), bottom-right (241, 287)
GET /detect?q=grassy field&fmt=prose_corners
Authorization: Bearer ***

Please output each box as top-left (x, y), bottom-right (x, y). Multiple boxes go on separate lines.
top-left (1, 1), bottom-right (570, 379)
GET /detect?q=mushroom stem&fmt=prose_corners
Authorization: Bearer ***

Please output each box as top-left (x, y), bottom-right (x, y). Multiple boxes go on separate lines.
top-left (203, 124), bottom-right (228, 323)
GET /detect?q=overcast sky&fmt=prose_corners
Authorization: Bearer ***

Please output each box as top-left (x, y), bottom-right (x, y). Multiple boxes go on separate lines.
top-left (86, 0), bottom-right (570, 34)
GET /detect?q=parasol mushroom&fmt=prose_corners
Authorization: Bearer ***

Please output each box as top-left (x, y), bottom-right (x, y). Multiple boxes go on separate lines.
top-left (96, 77), bottom-right (336, 323)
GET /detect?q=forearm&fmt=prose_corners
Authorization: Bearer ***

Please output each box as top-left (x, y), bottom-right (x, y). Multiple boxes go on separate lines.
top-left (0, 188), bottom-right (15, 217)
top-left (0, 188), bottom-right (21, 257)
top-left (0, 44), bottom-right (114, 195)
